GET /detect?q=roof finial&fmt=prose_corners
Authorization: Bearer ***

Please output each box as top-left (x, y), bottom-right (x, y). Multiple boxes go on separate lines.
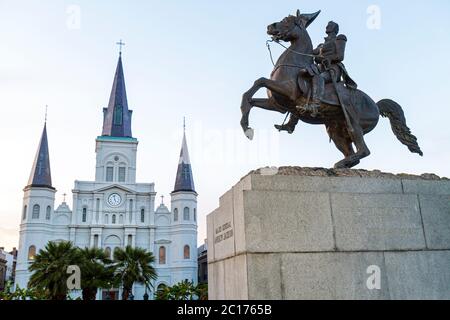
top-left (45, 105), bottom-right (48, 123)
top-left (183, 116), bottom-right (186, 134)
top-left (63, 193), bottom-right (67, 203)
top-left (116, 39), bottom-right (125, 56)
top-left (161, 195), bottom-right (164, 205)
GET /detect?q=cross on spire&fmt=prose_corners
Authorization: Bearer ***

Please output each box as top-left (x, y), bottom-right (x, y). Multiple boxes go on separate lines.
top-left (183, 116), bottom-right (186, 134)
top-left (161, 195), bottom-right (164, 204)
top-left (116, 39), bottom-right (125, 55)
top-left (45, 105), bottom-right (48, 123)
top-left (63, 193), bottom-right (67, 202)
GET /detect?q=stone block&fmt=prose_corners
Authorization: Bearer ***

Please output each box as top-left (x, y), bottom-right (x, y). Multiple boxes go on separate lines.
top-left (280, 252), bottom-right (389, 300)
top-left (244, 190), bottom-right (334, 252)
top-left (419, 195), bottom-right (450, 249)
top-left (250, 175), bottom-right (403, 194)
top-left (224, 255), bottom-right (249, 300)
top-left (331, 193), bottom-right (426, 251)
top-left (384, 251), bottom-right (450, 299)
top-left (208, 260), bottom-right (225, 300)
top-left (402, 179), bottom-right (450, 195)
top-left (247, 254), bottom-right (282, 300)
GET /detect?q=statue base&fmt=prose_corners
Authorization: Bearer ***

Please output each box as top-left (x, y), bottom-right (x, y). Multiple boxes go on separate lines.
top-left (207, 167), bottom-right (450, 299)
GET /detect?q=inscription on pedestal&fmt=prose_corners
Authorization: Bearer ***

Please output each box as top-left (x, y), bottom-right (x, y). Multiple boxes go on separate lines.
top-left (215, 221), bottom-right (234, 244)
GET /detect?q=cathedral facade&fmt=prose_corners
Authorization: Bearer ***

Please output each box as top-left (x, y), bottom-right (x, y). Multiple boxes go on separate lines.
top-left (15, 54), bottom-right (198, 300)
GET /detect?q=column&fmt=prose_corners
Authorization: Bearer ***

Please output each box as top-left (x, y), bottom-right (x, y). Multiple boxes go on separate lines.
top-left (149, 228), bottom-right (155, 255)
top-left (131, 196), bottom-right (137, 225)
top-left (96, 194), bottom-right (103, 224)
top-left (71, 193), bottom-right (78, 225)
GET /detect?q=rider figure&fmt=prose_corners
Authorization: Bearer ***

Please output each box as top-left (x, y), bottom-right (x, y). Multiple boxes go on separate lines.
top-left (307, 21), bottom-right (357, 112)
top-left (275, 21), bottom-right (357, 133)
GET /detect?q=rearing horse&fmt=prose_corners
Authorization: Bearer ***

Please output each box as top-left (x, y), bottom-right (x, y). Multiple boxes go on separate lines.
top-left (240, 10), bottom-right (422, 168)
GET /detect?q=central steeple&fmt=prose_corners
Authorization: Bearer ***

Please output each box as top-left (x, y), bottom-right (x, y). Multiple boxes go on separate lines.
top-left (101, 53), bottom-right (133, 138)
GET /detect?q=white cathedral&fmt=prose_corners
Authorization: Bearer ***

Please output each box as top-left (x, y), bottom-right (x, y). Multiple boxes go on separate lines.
top-left (15, 53), bottom-right (198, 300)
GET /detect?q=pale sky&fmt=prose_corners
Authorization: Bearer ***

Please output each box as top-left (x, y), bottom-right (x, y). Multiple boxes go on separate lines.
top-left (1, 0), bottom-right (449, 251)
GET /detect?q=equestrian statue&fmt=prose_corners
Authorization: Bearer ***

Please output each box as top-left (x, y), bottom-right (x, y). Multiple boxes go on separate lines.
top-left (240, 10), bottom-right (423, 168)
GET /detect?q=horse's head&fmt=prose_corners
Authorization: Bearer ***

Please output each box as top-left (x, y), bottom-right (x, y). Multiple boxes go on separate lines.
top-left (267, 10), bottom-right (321, 42)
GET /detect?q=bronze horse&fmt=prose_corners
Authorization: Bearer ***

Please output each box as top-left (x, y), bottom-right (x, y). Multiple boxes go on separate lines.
top-left (240, 10), bottom-right (422, 168)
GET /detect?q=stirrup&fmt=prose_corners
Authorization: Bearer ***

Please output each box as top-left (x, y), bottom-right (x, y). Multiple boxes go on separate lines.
top-left (274, 124), bottom-right (294, 134)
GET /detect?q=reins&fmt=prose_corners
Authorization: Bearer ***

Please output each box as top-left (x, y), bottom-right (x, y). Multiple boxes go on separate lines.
top-left (265, 39), bottom-right (317, 128)
top-left (266, 39), bottom-right (318, 67)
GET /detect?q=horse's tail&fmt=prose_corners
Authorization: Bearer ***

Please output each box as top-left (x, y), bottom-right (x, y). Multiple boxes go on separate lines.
top-left (377, 99), bottom-right (423, 156)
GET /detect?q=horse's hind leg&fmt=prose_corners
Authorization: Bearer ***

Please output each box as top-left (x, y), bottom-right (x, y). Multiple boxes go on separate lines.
top-left (333, 123), bottom-right (370, 168)
top-left (328, 124), bottom-right (360, 168)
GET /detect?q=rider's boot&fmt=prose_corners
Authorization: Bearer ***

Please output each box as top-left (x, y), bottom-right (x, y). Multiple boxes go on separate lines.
top-left (274, 114), bottom-right (299, 134)
top-left (303, 75), bottom-right (324, 117)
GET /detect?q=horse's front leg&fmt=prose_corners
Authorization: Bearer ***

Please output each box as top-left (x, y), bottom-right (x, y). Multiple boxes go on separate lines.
top-left (241, 78), bottom-right (297, 137)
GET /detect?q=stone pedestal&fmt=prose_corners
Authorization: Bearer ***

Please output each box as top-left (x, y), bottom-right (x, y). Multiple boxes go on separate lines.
top-left (207, 167), bottom-right (450, 300)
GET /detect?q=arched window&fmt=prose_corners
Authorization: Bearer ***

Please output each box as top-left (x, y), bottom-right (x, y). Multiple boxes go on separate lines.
top-left (119, 214), bottom-right (124, 224)
top-left (118, 167), bottom-right (126, 182)
top-left (46, 206), bottom-right (51, 220)
top-left (127, 235), bottom-right (132, 246)
top-left (28, 245), bottom-right (36, 260)
top-left (112, 214), bottom-right (116, 224)
top-left (183, 207), bottom-right (190, 221)
top-left (32, 204), bottom-right (40, 219)
top-left (159, 246), bottom-right (166, 264)
top-left (105, 214), bottom-right (109, 224)
top-left (140, 208), bottom-right (145, 223)
top-left (82, 207), bottom-right (87, 223)
top-left (105, 247), bottom-right (111, 259)
top-left (106, 166), bottom-right (114, 182)
top-left (184, 245), bottom-right (190, 259)
top-left (194, 208), bottom-right (197, 222)
top-left (22, 205), bottom-right (27, 220)
top-left (173, 208), bottom-right (178, 222)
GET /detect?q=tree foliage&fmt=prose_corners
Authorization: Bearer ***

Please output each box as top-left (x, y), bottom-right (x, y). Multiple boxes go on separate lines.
top-left (155, 280), bottom-right (208, 300)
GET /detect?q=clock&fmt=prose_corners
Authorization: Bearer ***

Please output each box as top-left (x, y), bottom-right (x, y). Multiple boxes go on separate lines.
top-left (107, 193), bottom-right (122, 207)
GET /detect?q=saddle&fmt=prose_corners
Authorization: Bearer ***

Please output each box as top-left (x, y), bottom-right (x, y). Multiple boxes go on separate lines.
top-left (297, 74), bottom-right (361, 122)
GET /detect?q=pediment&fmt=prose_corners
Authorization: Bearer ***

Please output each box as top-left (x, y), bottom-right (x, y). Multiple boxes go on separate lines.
top-left (93, 184), bottom-right (136, 194)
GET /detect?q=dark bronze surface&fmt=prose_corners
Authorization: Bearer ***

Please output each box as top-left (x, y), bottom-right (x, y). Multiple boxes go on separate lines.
top-left (240, 10), bottom-right (423, 168)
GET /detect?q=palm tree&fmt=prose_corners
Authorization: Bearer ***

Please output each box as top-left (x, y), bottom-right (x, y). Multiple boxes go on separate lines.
top-left (78, 247), bottom-right (116, 300)
top-left (28, 241), bottom-right (81, 300)
top-left (113, 246), bottom-right (157, 300)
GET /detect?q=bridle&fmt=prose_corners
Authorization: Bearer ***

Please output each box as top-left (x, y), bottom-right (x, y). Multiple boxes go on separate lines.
top-left (266, 20), bottom-right (319, 69)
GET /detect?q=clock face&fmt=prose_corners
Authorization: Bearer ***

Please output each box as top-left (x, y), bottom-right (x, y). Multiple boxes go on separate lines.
top-left (107, 193), bottom-right (122, 207)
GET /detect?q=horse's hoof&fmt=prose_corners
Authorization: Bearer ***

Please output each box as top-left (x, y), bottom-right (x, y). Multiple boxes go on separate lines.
top-left (244, 128), bottom-right (254, 140)
top-left (334, 163), bottom-right (345, 169)
top-left (334, 159), bottom-right (360, 169)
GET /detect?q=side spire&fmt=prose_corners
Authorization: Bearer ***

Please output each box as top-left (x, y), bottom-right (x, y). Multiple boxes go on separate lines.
top-left (26, 120), bottom-right (54, 190)
top-left (173, 119), bottom-right (196, 193)
top-left (102, 51), bottom-right (133, 138)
